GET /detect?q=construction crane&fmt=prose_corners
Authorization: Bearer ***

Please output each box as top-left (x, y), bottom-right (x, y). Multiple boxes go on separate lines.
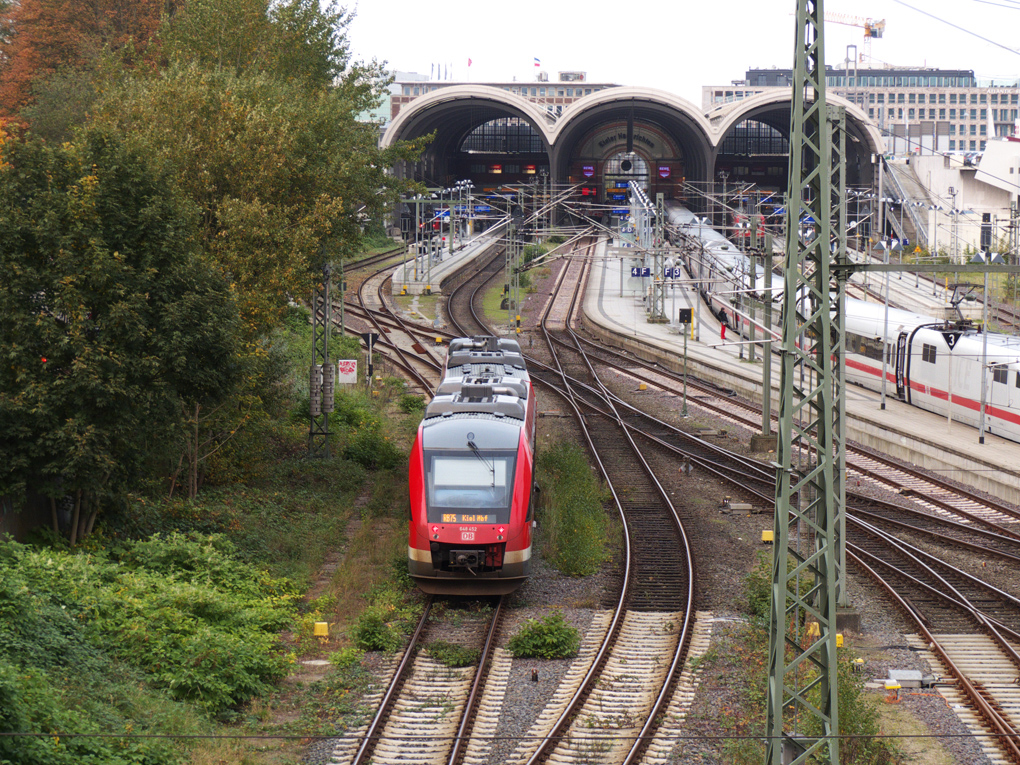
top-left (826, 13), bottom-right (886, 64)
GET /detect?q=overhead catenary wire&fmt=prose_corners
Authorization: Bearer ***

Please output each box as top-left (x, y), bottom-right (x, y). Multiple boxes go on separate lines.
top-left (893, 0), bottom-right (1020, 57)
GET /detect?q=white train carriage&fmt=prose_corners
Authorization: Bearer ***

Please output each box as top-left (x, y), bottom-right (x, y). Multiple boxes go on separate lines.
top-left (844, 299), bottom-right (1020, 442)
top-left (667, 202), bottom-right (775, 333)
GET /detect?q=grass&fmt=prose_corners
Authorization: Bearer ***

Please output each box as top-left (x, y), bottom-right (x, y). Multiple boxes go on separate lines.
top-left (394, 293), bottom-right (440, 322)
top-left (482, 283), bottom-right (511, 326)
top-left (536, 440), bottom-right (612, 577)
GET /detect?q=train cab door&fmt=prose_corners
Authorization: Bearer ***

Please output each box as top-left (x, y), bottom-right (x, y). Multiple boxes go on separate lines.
top-left (894, 332), bottom-right (909, 401)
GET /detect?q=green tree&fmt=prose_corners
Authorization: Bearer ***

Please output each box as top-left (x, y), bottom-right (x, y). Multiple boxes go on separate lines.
top-left (90, 63), bottom-right (424, 336)
top-left (0, 129), bottom-right (240, 541)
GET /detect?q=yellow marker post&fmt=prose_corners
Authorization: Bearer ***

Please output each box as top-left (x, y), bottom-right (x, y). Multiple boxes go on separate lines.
top-left (761, 530), bottom-right (774, 543)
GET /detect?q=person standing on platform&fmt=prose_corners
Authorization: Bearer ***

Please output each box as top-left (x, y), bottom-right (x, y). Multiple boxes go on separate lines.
top-left (720, 312), bottom-right (729, 340)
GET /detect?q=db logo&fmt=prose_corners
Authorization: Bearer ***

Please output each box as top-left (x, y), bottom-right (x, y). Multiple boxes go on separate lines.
top-left (461, 532), bottom-right (475, 541)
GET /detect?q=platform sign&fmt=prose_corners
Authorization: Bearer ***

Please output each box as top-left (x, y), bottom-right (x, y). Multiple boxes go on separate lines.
top-left (337, 360), bottom-right (357, 384)
top-left (630, 267), bottom-right (651, 277)
top-left (611, 208), bottom-right (628, 215)
top-left (473, 205), bottom-right (491, 213)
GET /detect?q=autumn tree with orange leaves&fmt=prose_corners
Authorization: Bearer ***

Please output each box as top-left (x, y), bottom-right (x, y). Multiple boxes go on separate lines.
top-left (0, 0), bottom-right (177, 115)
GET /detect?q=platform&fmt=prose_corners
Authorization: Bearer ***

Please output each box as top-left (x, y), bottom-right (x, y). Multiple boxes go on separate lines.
top-left (391, 226), bottom-right (504, 296)
top-left (581, 238), bottom-right (1020, 506)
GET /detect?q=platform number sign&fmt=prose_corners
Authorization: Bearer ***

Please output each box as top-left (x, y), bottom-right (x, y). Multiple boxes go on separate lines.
top-left (630, 267), bottom-right (651, 277)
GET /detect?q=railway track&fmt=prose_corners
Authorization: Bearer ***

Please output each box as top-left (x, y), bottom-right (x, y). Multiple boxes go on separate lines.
top-left (440, 239), bottom-right (698, 765)
top-left (339, 232), bottom-right (1020, 762)
top-left (332, 597), bottom-right (506, 765)
top-left (849, 528), bottom-right (1020, 763)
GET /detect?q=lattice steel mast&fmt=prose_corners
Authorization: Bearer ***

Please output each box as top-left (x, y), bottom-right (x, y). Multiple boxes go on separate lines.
top-left (309, 265), bottom-right (334, 458)
top-left (766, 0), bottom-right (846, 761)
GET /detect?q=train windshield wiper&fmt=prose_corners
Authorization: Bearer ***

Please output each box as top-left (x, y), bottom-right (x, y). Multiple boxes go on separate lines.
top-left (467, 439), bottom-right (495, 487)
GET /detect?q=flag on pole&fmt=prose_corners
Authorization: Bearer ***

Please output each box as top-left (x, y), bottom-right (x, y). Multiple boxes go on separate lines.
top-left (533, 57), bottom-right (541, 67)
top-left (468, 58), bottom-right (473, 67)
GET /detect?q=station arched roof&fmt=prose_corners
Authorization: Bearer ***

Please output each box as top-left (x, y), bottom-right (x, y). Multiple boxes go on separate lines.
top-left (708, 90), bottom-right (884, 156)
top-left (381, 84), bottom-right (556, 151)
top-left (551, 86), bottom-right (716, 181)
top-left (552, 86), bottom-right (713, 144)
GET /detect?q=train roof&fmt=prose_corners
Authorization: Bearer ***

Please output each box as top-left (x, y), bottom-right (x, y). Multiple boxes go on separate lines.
top-left (442, 362), bottom-right (530, 381)
top-left (844, 298), bottom-right (1020, 364)
top-left (843, 299), bottom-right (938, 339)
top-left (425, 387), bottom-right (527, 421)
top-left (436, 374), bottom-right (529, 399)
top-left (448, 336), bottom-right (522, 355)
top-left (447, 348), bottom-right (527, 369)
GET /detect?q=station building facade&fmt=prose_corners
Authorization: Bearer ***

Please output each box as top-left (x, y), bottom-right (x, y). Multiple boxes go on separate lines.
top-left (706, 67), bottom-right (1020, 155)
top-left (381, 76), bottom-right (884, 212)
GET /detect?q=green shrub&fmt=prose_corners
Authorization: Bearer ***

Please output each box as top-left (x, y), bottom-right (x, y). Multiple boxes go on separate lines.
top-left (0, 659), bottom-right (183, 765)
top-left (522, 243), bottom-right (545, 264)
top-left (398, 393), bottom-right (426, 414)
top-left (342, 420), bottom-right (404, 469)
top-left (426, 640), bottom-right (479, 667)
top-left (507, 612), bottom-right (580, 659)
top-left (350, 607), bottom-right (403, 652)
top-left (537, 441), bottom-right (610, 576)
top-left (745, 550), bottom-right (816, 626)
top-left (0, 536), bottom-right (298, 716)
top-left (329, 647), bottom-right (364, 670)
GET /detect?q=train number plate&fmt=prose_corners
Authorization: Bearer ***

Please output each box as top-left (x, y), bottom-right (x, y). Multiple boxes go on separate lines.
top-left (461, 531), bottom-right (475, 541)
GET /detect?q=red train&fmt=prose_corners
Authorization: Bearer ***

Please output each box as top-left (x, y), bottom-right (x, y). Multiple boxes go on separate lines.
top-left (408, 336), bottom-right (537, 595)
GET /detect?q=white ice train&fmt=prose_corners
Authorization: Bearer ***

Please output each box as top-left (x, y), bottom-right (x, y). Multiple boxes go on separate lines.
top-left (843, 300), bottom-right (1020, 443)
top-left (666, 203), bottom-right (773, 332)
top-left (666, 201), bottom-right (1020, 444)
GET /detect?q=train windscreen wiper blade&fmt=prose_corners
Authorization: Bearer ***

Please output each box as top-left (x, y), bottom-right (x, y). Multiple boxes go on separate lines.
top-left (467, 439), bottom-right (495, 487)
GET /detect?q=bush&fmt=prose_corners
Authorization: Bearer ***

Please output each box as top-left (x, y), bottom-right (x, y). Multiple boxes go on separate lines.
top-left (329, 647), bottom-right (364, 670)
top-left (507, 612), bottom-right (580, 659)
top-left (426, 640), bottom-right (480, 667)
top-left (0, 536), bottom-right (299, 716)
top-left (745, 550), bottom-right (815, 626)
top-left (342, 420), bottom-right (404, 469)
top-left (350, 607), bottom-right (404, 652)
top-left (0, 659), bottom-right (182, 765)
top-left (398, 393), bottom-right (426, 414)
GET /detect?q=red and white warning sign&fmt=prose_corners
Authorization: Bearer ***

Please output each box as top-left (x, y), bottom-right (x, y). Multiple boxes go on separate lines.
top-left (337, 360), bottom-right (357, 384)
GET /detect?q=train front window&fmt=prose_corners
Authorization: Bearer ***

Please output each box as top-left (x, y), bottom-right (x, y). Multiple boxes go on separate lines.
top-left (425, 450), bottom-right (516, 523)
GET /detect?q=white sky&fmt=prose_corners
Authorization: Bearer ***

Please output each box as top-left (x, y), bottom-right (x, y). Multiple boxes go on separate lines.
top-left (347, 0), bottom-right (1020, 104)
